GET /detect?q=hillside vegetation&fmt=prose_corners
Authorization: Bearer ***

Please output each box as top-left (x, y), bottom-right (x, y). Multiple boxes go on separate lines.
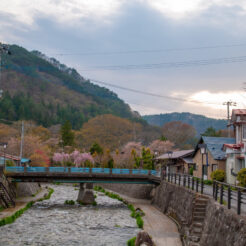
top-left (0, 45), bottom-right (141, 129)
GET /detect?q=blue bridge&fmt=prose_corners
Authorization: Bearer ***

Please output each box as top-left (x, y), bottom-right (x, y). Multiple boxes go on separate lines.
top-left (5, 167), bottom-right (161, 184)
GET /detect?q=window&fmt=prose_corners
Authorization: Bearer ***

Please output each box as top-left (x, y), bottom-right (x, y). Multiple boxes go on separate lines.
top-left (243, 125), bottom-right (246, 140)
top-left (212, 164), bottom-right (218, 172)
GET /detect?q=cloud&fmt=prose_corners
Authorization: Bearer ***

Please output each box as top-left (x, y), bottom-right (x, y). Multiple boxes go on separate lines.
top-left (0, 0), bottom-right (125, 26)
top-left (144, 0), bottom-right (246, 20)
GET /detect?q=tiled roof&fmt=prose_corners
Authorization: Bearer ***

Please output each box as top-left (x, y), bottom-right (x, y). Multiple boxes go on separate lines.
top-left (156, 149), bottom-right (194, 160)
top-left (202, 136), bottom-right (235, 160)
top-left (232, 109), bottom-right (246, 115)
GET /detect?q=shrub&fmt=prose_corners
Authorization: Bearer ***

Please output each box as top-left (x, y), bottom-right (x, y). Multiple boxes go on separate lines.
top-left (203, 180), bottom-right (213, 185)
top-left (237, 168), bottom-right (246, 187)
top-left (64, 200), bottom-right (75, 205)
top-left (136, 216), bottom-right (144, 228)
top-left (211, 169), bottom-right (225, 182)
top-left (189, 167), bottom-right (194, 176)
top-left (127, 237), bottom-right (136, 246)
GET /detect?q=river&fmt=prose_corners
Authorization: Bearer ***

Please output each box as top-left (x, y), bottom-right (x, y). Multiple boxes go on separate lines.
top-left (0, 185), bottom-right (139, 246)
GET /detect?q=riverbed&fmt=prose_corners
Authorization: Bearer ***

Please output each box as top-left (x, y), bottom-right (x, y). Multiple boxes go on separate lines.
top-left (0, 185), bottom-right (139, 246)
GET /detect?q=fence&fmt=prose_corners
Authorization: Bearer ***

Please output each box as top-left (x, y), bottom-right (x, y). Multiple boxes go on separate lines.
top-left (164, 172), bottom-right (246, 215)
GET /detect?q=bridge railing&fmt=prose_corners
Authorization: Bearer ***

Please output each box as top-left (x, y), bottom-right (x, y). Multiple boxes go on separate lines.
top-left (164, 172), bottom-right (246, 215)
top-left (5, 166), bottom-right (158, 176)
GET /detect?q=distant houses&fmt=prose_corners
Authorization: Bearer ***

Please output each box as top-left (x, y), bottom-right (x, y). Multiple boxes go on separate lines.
top-left (156, 109), bottom-right (246, 185)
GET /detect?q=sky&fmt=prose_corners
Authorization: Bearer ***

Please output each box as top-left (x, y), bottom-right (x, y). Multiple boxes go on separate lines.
top-left (1, 0), bottom-right (246, 119)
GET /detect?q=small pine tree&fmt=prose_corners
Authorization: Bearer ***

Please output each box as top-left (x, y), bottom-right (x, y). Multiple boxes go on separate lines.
top-left (60, 120), bottom-right (74, 146)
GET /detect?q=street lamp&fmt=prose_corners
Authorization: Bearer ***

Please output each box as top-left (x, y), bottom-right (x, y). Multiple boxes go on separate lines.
top-left (198, 144), bottom-right (209, 180)
top-left (3, 143), bottom-right (7, 169)
top-left (167, 151), bottom-right (173, 174)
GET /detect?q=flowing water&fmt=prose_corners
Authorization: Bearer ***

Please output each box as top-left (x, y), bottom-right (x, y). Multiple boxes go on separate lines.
top-left (0, 185), bottom-right (139, 246)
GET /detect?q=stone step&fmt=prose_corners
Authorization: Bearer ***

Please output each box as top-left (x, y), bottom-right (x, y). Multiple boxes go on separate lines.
top-left (193, 216), bottom-right (205, 222)
top-left (189, 235), bottom-right (200, 242)
top-left (193, 222), bottom-right (203, 228)
top-left (193, 212), bottom-right (206, 217)
top-left (194, 204), bottom-right (207, 209)
top-left (192, 226), bottom-right (203, 233)
top-left (188, 242), bottom-right (200, 246)
top-left (194, 207), bottom-right (206, 212)
top-left (195, 200), bottom-right (207, 205)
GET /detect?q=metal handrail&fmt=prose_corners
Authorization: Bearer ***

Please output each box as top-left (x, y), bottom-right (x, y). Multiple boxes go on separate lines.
top-left (163, 172), bottom-right (246, 215)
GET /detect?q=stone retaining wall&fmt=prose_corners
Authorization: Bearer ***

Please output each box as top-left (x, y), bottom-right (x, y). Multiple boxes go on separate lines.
top-left (152, 181), bottom-right (246, 246)
top-left (200, 198), bottom-right (246, 246)
top-left (16, 183), bottom-right (41, 197)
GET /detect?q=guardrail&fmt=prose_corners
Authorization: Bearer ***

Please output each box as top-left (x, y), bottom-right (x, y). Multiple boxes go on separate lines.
top-left (213, 180), bottom-right (246, 215)
top-left (5, 166), bottom-right (157, 176)
top-left (164, 172), bottom-right (246, 215)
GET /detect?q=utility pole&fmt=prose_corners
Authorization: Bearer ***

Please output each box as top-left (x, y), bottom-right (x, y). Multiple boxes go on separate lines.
top-left (223, 101), bottom-right (237, 137)
top-left (0, 42), bottom-right (11, 98)
top-left (19, 121), bottom-right (24, 166)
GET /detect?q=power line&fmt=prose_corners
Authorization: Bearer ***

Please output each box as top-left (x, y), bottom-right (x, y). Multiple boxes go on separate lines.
top-left (89, 78), bottom-right (224, 106)
top-left (52, 43), bottom-right (246, 56)
top-left (80, 55), bottom-right (246, 71)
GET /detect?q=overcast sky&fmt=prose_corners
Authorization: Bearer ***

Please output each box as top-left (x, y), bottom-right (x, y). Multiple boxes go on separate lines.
top-left (1, 0), bottom-right (246, 119)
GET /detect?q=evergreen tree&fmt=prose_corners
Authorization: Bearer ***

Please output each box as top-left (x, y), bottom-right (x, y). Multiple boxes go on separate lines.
top-left (60, 120), bottom-right (74, 146)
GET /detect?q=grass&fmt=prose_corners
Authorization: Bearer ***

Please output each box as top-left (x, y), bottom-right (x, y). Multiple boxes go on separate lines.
top-left (64, 200), bottom-right (75, 205)
top-left (0, 187), bottom-right (54, 227)
top-left (0, 206), bottom-right (4, 212)
top-left (127, 237), bottom-right (136, 246)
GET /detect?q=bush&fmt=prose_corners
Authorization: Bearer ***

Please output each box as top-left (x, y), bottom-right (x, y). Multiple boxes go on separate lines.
top-left (136, 216), bottom-right (144, 228)
top-left (64, 200), bottom-right (75, 205)
top-left (6, 160), bottom-right (15, 167)
top-left (189, 167), bottom-right (194, 176)
top-left (211, 169), bottom-right (225, 182)
top-left (237, 168), bottom-right (246, 187)
top-left (127, 237), bottom-right (136, 246)
top-left (204, 180), bottom-right (213, 185)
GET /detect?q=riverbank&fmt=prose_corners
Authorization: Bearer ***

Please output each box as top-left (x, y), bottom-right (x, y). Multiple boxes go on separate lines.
top-left (0, 186), bottom-right (50, 221)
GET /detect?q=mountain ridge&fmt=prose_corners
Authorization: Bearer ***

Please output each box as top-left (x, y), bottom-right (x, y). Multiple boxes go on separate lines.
top-left (143, 112), bottom-right (227, 135)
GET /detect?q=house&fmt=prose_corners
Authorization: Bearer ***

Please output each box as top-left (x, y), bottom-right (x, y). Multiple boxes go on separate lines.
top-left (155, 149), bottom-right (194, 174)
top-left (0, 152), bottom-right (30, 166)
top-left (223, 109), bottom-right (246, 184)
top-left (193, 136), bottom-right (235, 180)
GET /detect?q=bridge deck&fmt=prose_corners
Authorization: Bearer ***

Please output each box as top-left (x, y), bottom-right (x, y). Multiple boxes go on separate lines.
top-left (5, 167), bottom-right (161, 184)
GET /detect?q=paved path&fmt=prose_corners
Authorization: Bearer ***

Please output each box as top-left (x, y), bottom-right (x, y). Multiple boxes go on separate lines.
top-left (0, 187), bottom-right (49, 220)
top-left (118, 194), bottom-right (182, 246)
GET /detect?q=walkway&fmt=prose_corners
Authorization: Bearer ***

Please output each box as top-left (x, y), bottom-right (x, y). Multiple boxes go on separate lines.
top-left (118, 194), bottom-right (182, 246)
top-left (0, 187), bottom-right (49, 220)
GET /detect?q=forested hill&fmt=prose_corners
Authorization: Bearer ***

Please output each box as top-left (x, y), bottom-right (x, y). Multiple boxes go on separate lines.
top-left (0, 45), bottom-right (141, 129)
top-left (143, 112), bottom-right (227, 135)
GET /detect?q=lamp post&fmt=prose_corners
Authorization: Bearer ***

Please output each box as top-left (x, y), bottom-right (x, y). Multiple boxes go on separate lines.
top-left (198, 144), bottom-right (208, 180)
top-left (0, 142), bottom-right (8, 169)
top-left (167, 151), bottom-right (173, 174)
top-left (3, 143), bottom-right (7, 169)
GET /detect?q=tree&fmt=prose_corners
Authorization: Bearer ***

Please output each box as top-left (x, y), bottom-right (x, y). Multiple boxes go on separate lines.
top-left (202, 127), bottom-right (220, 137)
top-left (162, 121), bottom-right (196, 149)
top-left (79, 114), bottom-right (142, 150)
top-left (60, 120), bottom-right (74, 146)
top-left (90, 142), bottom-right (103, 155)
top-left (148, 139), bottom-right (174, 156)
